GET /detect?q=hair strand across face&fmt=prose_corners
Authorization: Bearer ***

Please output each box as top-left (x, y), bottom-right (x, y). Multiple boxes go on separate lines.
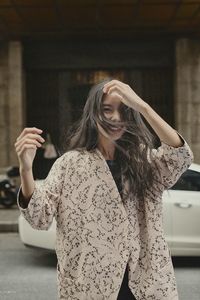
top-left (60, 78), bottom-right (160, 201)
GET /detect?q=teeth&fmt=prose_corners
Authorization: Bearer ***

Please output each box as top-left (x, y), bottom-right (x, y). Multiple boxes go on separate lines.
top-left (110, 127), bottom-right (120, 131)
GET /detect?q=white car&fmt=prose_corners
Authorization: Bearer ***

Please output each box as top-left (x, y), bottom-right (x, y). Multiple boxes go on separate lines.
top-left (18, 163), bottom-right (200, 256)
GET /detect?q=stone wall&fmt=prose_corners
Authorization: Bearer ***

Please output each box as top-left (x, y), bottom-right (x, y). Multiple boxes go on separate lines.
top-left (175, 38), bottom-right (200, 163)
top-left (0, 41), bottom-right (23, 169)
top-left (0, 38), bottom-right (199, 168)
top-left (0, 43), bottom-right (9, 168)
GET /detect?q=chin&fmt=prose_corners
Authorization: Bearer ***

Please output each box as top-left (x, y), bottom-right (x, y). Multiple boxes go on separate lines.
top-left (108, 129), bottom-right (125, 140)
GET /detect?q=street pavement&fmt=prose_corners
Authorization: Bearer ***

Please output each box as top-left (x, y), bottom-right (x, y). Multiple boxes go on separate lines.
top-left (0, 232), bottom-right (57, 300)
top-left (173, 256), bottom-right (200, 300)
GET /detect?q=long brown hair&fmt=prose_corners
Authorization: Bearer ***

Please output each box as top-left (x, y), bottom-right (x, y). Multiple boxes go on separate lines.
top-left (61, 79), bottom-right (158, 201)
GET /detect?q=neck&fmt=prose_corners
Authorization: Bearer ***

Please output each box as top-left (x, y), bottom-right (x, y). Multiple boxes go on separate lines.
top-left (97, 139), bottom-right (115, 160)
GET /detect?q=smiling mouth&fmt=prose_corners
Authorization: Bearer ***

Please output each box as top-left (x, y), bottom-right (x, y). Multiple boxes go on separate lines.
top-left (108, 126), bottom-right (124, 133)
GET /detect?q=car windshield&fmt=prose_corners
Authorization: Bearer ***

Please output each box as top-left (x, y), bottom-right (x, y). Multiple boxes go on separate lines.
top-left (171, 169), bottom-right (200, 191)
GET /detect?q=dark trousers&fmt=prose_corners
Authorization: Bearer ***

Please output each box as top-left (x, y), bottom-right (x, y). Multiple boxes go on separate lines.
top-left (117, 265), bottom-right (136, 300)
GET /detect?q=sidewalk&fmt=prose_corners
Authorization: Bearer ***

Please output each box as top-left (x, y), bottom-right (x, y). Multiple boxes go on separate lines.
top-left (0, 205), bottom-right (20, 232)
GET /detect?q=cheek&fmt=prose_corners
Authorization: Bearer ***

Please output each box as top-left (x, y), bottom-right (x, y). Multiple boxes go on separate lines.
top-left (103, 112), bottom-right (112, 120)
top-left (97, 122), bottom-right (111, 140)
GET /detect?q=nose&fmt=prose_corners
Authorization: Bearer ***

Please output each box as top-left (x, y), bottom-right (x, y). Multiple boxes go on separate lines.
top-left (111, 110), bottom-right (121, 121)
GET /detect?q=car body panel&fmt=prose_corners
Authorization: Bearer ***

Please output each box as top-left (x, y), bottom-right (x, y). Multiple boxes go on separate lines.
top-left (168, 190), bottom-right (200, 256)
top-left (19, 214), bottom-right (56, 250)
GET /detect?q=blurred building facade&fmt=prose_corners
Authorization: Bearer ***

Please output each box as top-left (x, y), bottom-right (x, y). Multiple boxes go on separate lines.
top-left (0, 1), bottom-right (200, 167)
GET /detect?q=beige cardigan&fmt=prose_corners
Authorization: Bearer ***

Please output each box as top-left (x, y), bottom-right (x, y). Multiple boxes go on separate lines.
top-left (17, 133), bottom-right (193, 300)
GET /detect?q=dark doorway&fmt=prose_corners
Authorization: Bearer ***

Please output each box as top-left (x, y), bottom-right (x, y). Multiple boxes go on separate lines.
top-left (25, 39), bottom-right (174, 177)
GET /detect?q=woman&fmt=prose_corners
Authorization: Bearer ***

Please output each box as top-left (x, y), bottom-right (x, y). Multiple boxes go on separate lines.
top-left (15, 79), bottom-right (193, 300)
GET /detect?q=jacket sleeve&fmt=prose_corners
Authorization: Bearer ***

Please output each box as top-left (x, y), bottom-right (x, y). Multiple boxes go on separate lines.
top-left (17, 154), bottom-right (66, 230)
top-left (151, 132), bottom-right (194, 189)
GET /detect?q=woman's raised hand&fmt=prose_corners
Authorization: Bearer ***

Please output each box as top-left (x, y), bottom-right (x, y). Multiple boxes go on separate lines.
top-left (14, 127), bottom-right (45, 172)
top-left (103, 79), bottom-right (147, 113)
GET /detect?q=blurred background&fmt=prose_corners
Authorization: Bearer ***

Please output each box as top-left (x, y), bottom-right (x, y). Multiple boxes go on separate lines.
top-left (0, 0), bottom-right (199, 171)
top-left (0, 1), bottom-right (200, 299)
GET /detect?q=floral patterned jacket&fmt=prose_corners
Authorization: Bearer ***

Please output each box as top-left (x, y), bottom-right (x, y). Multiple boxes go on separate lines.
top-left (17, 132), bottom-right (193, 300)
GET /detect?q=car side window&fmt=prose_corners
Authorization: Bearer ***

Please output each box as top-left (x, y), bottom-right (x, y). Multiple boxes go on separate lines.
top-left (171, 169), bottom-right (200, 191)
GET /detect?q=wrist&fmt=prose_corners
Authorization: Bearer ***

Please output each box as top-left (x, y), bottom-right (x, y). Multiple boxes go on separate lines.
top-left (19, 166), bottom-right (32, 174)
top-left (137, 101), bottom-right (150, 115)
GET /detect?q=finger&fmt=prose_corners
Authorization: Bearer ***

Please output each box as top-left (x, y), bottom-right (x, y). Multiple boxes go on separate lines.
top-left (16, 139), bottom-right (42, 153)
top-left (104, 83), bottom-right (126, 95)
top-left (17, 143), bottom-right (37, 154)
top-left (14, 134), bottom-right (45, 148)
top-left (106, 85), bottom-right (124, 97)
top-left (16, 127), bottom-right (43, 142)
top-left (104, 79), bottom-right (123, 88)
top-left (16, 145), bottom-right (37, 155)
top-left (15, 133), bottom-right (45, 147)
top-left (103, 80), bottom-right (124, 92)
top-left (15, 139), bottom-right (41, 152)
top-left (105, 86), bottom-right (131, 108)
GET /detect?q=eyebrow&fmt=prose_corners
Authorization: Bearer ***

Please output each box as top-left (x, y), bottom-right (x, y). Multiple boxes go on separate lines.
top-left (102, 103), bottom-right (124, 109)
